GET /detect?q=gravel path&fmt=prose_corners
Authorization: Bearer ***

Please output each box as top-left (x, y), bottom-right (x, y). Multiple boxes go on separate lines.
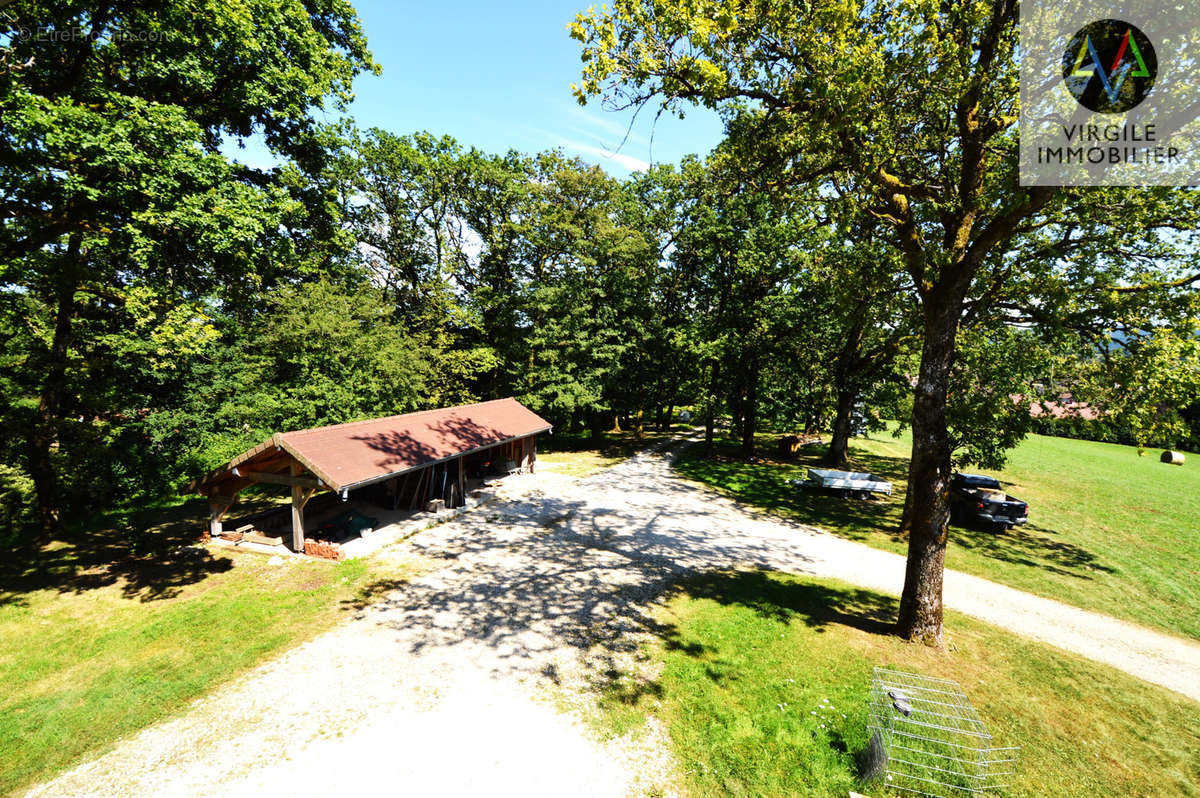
top-left (28, 439), bottom-right (1200, 797)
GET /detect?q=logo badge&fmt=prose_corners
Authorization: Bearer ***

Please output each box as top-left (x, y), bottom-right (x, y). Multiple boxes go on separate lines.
top-left (1062, 20), bottom-right (1157, 113)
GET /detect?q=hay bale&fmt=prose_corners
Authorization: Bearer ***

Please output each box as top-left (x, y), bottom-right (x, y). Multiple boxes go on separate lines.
top-left (1161, 450), bottom-right (1186, 465)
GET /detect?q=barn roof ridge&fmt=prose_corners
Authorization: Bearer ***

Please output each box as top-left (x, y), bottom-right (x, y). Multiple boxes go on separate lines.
top-left (193, 397), bottom-right (551, 495)
top-left (277, 397), bottom-right (526, 439)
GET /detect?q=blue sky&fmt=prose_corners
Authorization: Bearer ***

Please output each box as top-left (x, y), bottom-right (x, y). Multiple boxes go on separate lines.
top-left (227, 0), bottom-right (726, 176)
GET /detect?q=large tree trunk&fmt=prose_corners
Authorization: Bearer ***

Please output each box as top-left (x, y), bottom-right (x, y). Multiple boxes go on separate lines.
top-left (27, 236), bottom-right (81, 538)
top-left (823, 386), bottom-right (857, 467)
top-left (704, 360), bottom-right (719, 454)
top-left (895, 295), bottom-right (963, 646)
top-left (897, 485), bottom-right (914, 538)
top-left (740, 357), bottom-right (759, 458)
top-left (824, 318), bottom-right (865, 467)
top-left (730, 388), bottom-right (743, 444)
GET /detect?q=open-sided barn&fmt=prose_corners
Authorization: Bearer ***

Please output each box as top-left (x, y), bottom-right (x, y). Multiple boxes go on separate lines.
top-left (192, 398), bottom-right (551, 556)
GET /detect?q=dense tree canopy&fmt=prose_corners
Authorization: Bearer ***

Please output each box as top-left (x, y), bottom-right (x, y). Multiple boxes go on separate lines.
top-left (1, 1), bottom-right (377, 534)
top-left (570, 0), bottom-right (1200, 642)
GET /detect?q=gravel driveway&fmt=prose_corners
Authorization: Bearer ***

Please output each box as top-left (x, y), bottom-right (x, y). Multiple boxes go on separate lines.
top-left (28, 439), bottom-right (1200, 797)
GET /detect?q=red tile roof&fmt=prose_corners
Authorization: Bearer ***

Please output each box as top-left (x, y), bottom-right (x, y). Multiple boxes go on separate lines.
top-left (1012, 393), bottom-right (1103, 421)
top-left (196, 398), bottom-right (551, 494)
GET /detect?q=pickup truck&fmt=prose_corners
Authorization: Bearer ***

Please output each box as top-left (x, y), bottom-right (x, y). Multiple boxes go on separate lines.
top-left (949, 473), bottom-right (1028, 531)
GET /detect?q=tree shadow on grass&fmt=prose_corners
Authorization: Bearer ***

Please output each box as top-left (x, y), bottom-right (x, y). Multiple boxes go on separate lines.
top-left (679, 438), bottom-right (1115, 581)
top-left (0, 497), bottom-right (256, 607)
top-left (675, 441), bottom-right (908, 544)
top-left (951, 522), bottom-right (1117, 578)
top-left (539, 428), bottom-right (674, 459)
top-left (598, 570), bottom-right (899, 712)
top-left (674, 569), bottom-right (899, 637)
top-left (340, 578), bottom-right (411, 613)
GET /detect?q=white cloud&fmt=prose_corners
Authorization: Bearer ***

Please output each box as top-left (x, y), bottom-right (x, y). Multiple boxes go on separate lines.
top-left (558, 139), bottom-right (650, 172)
top-left (564, 104), bottom-right (649, 147)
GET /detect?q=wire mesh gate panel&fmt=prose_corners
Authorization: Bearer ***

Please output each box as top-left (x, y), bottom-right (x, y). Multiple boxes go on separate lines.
top-left (867, 668), bottom-right (1018, 796)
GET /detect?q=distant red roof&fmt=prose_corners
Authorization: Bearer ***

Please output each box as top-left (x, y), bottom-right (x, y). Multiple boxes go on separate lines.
top-left (196, 398), bottom-right (551, 494)
top-left (1012, 393), bottom-right (1103, 421)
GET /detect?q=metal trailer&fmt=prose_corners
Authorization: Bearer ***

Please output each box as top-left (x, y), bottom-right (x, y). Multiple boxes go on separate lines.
top-left (793, 467), bottom-right (893, 499)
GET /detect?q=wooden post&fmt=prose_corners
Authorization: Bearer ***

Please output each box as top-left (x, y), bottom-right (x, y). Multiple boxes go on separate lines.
top-left (290, 461), bottom-right (305, 554)
top-left (457, 456), bottom-right (465, 508)
top-left (209, 501), bottom-right (224, 538)
top-left (208, 492), bottom-right (236, 538)
top-left (410, 467), bottom-right (427, 510)
top-left (396, 471), bottom-right (410, 510)
top-left (530, 437), bottom-right (537, 474)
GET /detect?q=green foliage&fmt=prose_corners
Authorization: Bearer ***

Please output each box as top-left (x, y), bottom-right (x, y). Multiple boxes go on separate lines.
top-left (0, 464), bottom-right (36, 549)
top-left (570, 0), bottom-right (1200, 640)
top-left (512, 152), bottom-right (658, 424)
top-left (349, 134), bottom-right (681, 430)
top-left (1107, 320), bottom-right (1200, 450)
top-left (2, 0), bottom-right (1194, 549)
top-left (944, 326), bottom-right (1049, 469)
top-left (1, 0), bottom-right (377, 529)
top-left (150, 280), bottom-right (439, 479)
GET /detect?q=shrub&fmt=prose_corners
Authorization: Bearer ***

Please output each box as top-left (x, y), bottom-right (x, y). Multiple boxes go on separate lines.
top-left (0, 463), bottom-right (37, 550)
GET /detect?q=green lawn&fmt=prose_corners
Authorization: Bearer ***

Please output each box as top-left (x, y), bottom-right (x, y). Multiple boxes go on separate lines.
top-left (598, 570), bottom-right (1200, 798)
top-left (0, 496), bottom-right (415, 796)
top-left (675, 430), bottom-right (1200, 641)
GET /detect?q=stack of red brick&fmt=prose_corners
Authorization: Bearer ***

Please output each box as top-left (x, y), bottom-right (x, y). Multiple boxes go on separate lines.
top-left (304, 539), bottom-right (345, 561)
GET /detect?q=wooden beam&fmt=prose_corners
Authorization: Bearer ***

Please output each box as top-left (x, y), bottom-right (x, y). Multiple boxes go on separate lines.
top-left (290, 461), bottom-right (305, 554)
top-left (240, 454), bottom-right (292, 475)
top-left (236, 468), bottom-right (321, 489)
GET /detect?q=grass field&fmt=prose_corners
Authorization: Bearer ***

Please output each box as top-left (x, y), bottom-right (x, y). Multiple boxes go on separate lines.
top-left (597, 570), bottom-right (1200, 798)
top-left (0, 496), bottom-right (414, 796)
top-left (675, 430), bottom-right (1200, 640)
